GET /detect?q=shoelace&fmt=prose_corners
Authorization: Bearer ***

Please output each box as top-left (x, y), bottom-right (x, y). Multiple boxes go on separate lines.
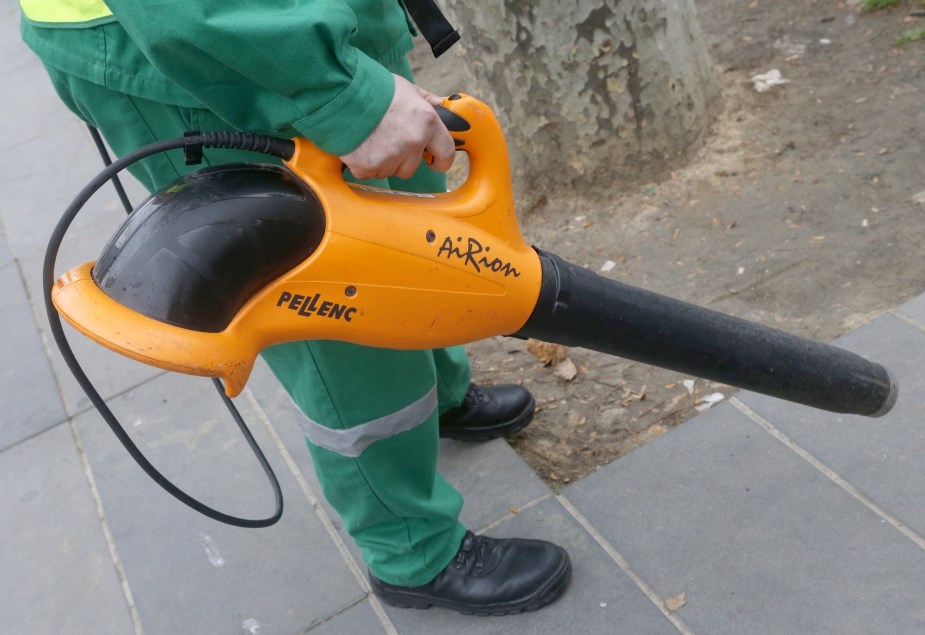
top-left (453, 533), bottom-right (492, 575)
top-left (464, 384), bottom-right (486, 406)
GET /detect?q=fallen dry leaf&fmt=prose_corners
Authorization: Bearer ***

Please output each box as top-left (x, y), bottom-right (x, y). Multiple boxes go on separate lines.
top-left (526, 339), bottom-right (569, 366)
top-left (553, 358), bottom-right (578, 382)
top-left (665, 592), bottom-right (687, 611)
top-left (620, 385), bottom-right (647, 407)
top-left (618, 384), bottom-right (647, 402)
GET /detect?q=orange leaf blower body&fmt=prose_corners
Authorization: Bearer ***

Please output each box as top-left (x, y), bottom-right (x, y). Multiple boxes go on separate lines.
top-left (50, 95), bottom-right (897, 417)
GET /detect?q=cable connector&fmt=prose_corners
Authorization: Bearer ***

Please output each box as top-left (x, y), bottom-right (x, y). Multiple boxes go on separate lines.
top-left (183, 130), bottom-right (203, 166)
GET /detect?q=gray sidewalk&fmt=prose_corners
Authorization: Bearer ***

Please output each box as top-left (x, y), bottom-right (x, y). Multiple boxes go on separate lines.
top-left (4, 4), bottom-right (925, 633)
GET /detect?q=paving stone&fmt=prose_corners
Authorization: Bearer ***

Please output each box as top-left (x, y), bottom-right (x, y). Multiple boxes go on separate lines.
top-left (737, 313), bottom-right (925, 537)
top-left (564, 402), bottom-right (925, 634)
top-left (0, 425), bottom-right (136, 634)
top-left (0, 258), bottom-right (66, 450)
top-left (0, 4), bottom-right (28, 75)
top-left (0, 234), bottom-right (10, 267)
top-left (382, 496), bottom-right (678, 634)
top-left (0, 43), bottom-right (70, 150)
top-left (436, 435), bottom-right (551, 532)
top-left (72, 372), bottom-right (366, 635)
top-left (304, 600), bottom-right (388, 634)
top-left (896, 294), bottom-right (925, 323)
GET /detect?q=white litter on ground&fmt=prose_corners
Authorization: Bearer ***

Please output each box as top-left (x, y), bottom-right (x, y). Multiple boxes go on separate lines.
top-left (751, 69), bottom-right (789, 93)
top-left (695, 392), bottom-right (726, 412)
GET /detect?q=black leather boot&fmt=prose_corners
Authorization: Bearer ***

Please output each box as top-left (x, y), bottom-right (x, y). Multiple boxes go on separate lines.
top-left (438, 383), bottom-right (535, 441)
top-left (369, 531), bottom-right (571, 615)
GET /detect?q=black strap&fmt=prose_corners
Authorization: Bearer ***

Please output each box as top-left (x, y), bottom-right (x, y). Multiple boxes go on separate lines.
top-left (403, 0), bottom-right (460, 57)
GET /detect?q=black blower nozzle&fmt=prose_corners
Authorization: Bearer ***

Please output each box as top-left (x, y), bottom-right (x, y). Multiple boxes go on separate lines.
top-left (515, 251), bottom-right (898, 417)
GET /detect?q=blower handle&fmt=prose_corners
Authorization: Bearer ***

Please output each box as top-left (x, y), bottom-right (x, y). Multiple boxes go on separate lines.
top-left (289, 93), bottom-right (514, 214)
top-left (435, 96), bottom-right (471, 130)
top-left (430, 95), bottom-right (472, 163)
top-left (426, 94), bottom-right (514, 206)
top-left (515, 251), bottom-right (898, 417)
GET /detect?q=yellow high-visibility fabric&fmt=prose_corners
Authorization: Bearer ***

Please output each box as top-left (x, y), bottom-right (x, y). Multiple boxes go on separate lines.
top-left (20, 0), bottom-right (111, 24)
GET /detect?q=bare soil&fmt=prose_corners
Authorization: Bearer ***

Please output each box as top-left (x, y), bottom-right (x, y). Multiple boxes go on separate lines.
top-left (412, 0), bottom-right (925, 489)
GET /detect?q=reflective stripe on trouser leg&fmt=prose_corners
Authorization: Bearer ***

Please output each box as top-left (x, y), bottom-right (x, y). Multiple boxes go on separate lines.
top-left (294, 385), bottom-right (438, 457)
top-left (261, 339), bottom-right (469, 587)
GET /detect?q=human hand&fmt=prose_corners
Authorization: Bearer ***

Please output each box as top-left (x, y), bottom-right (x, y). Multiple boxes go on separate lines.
top-left (339, 74), bottom-right (455, 180)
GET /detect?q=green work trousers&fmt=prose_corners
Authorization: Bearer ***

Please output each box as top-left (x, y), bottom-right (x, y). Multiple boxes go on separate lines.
top-left (45, 58), bottom-right (471, 587)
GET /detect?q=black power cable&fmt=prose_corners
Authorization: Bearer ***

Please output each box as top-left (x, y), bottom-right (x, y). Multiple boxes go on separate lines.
top-left (44, 131), bottom-right (295, 528)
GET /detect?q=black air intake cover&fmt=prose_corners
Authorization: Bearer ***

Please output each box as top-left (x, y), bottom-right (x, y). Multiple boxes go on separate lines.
top-left (94, 163), bottom-right (326, 332)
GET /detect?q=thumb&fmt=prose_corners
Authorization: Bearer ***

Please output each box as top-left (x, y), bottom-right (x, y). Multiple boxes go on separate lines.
top-left (413, 84), bottom-right (445, 107)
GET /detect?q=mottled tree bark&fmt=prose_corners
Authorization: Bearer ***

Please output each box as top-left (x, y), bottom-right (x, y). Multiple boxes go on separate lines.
top-left (441, 0), bottom-right (721, 208)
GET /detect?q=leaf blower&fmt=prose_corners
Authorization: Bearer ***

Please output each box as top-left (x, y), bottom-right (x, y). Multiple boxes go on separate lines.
top-left (44, 94), bottom-right (897, 526)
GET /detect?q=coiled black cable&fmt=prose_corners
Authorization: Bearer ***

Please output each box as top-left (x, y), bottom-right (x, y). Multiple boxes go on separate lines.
top-left (44, 131), bottom-right (295, 528)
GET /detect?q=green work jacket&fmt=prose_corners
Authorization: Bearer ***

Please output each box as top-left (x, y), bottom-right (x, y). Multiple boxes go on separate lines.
top-left (21, 0), bottom-right (417, 155)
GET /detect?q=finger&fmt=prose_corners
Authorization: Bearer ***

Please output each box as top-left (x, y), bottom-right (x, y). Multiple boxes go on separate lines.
top-left (345, 160), bottom-right (381, 181)
top-left (346, 166), bottom-right (374, 181)
top-left (424, 127), bottom-right (455, 173)
top-left (373, 163), bottom-right (400, 181)
top-left (394, 154), bottom-right (424, 180)
top-left (413, 84), bottom-right (445, 107)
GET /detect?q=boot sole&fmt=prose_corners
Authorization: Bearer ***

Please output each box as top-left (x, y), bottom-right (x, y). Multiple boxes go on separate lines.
top-left (438, 395), bottom-right (536, 442)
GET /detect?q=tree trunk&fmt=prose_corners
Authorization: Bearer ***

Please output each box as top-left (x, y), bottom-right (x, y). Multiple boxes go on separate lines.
top-left (441, 0), bottom-right (721, 209)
